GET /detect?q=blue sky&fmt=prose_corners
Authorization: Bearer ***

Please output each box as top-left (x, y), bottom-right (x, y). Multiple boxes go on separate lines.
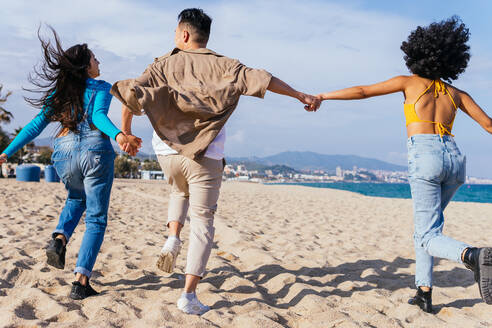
top-left (1, 0), bottom-right (491, 177)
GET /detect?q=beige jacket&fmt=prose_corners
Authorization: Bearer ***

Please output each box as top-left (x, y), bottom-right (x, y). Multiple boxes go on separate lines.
top-left (111, 48), bottom-right (272, 159)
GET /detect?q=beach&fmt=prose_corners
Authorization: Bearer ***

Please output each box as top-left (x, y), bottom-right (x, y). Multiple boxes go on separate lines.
top-left (0, 179), bottom-right (491, 327)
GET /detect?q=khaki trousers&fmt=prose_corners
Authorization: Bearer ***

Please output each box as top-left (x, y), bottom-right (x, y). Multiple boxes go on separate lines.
top-left (157, 154), bottom-right (223, 277)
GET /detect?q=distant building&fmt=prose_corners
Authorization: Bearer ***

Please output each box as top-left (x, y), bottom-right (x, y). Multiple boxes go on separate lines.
top-left (236, 165), bottom-right (246, 173)
top-left (224, 165), bottom-right (234, 175)
top-left (141, 170), bottom-right (165, 180)
top-left (336, 166), bottom-right (343, 178)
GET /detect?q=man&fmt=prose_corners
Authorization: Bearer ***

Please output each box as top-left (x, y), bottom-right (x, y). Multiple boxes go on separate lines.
top-left (111, 8), bottom-right (319, 315)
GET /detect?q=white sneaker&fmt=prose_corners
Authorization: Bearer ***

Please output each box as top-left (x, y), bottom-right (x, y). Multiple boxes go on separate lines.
top-left (177, 293), bottom-right (210, 315)
top-left (156, 236), bottom-right (182, 273)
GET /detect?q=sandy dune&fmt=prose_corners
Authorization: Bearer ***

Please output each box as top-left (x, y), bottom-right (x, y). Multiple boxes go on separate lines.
top-left (0, 179), bottom-right (491, 327)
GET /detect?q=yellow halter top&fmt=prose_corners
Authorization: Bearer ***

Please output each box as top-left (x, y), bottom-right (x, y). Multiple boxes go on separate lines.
top-left (404, 80), bottom-right (458, 136)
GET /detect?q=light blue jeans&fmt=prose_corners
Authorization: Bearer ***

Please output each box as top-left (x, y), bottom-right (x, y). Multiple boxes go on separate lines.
top-left (407, 134), bottom-right (470, 288)
top-left (51, 130), bottom-right (115, 278)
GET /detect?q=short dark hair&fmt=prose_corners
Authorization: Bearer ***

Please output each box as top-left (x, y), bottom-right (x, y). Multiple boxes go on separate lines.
top-left (178, 8), bottom-right (212, 44)
top-left (400, 16), bottom-right (470, 82)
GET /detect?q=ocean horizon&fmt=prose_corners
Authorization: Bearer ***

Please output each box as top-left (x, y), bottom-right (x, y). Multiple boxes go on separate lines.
top-left (278, 182), bottom-right (492, 204)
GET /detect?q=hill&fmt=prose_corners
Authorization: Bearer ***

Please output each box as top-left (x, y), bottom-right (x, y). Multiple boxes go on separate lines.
top-left (227, 151), bottom-right (406, 172)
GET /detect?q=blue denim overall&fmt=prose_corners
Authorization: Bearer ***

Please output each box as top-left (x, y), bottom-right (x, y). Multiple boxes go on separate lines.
top-left (51, 90), bottom-right (116, 278)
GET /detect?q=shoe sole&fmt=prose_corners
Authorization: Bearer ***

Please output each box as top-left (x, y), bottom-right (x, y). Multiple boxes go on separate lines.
top-left (69, 291), bottom-right (98, 300)
top-left (479, 247), bottom-right (492, 304)
top-left (408, 299), bottom-right (432, 313)
top-left (156, 252), bottom-right (176, 273)
top-left (177, 302), bottom-right (210, 315)
top-left (46, 248), bottom-right (64, 269)
top-left (178, 307), bottom-right (210, 315)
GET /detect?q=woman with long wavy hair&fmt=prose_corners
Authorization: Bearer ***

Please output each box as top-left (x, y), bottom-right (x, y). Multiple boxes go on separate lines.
top-left (0, 27), bottom-right (141, 299)
top-left (316, 16), bottom-right (492, 313)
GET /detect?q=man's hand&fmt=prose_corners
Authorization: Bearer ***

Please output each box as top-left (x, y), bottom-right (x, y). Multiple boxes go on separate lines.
top-left (125, 135), bottom-right (142, 155)
top-left (0, 153), bottom-right (7, 165)
top-left (116, 133), bottom-right (142, 157)
top-left (297, 92), bottom-right (321, 112)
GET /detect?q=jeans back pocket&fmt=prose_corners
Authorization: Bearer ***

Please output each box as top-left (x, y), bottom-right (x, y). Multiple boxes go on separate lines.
top-left (84, 148), bottom-right (115, 178)
top-left (411, 152), bottom-right (444, 182)
top-left (52, 150), bottom-right (72, 183)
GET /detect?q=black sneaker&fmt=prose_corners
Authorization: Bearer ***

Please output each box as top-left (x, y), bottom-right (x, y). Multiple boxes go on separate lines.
top-left (69, 281), bottom-right (99, 300)
top-left (408, 287), bottom-right (433, 313)
top-left (463, 247), bottom-right (492, 304)
top-left (46, 238), bottom-right (66, 269)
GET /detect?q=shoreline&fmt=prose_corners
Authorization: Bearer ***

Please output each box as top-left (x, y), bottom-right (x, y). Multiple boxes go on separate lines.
top-left (264, 181), bottom-right (492, 204)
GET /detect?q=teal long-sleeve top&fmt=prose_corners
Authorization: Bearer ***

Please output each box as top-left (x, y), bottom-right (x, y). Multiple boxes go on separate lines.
top-left (2, 78), bottom-right (121, 158)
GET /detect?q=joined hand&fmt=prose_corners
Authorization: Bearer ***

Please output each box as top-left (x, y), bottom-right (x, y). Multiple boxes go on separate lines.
top-left (297, 92), bottom-right (321, 112)
top-left (116, 133), bottom-right (142, 157)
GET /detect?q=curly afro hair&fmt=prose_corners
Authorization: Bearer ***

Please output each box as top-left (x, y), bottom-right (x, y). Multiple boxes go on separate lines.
top-left (401, 16), bottom-right (470, 82)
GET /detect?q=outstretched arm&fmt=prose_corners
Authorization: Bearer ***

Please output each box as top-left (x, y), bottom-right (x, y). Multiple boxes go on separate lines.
top-left (317, 76), bottom-right (408, 100)
top-left (232, 62), bottom-right (319, 112)
top-left (0, 110), bottom-right (50, 164)
top-left (458, 90), bottom-right (492, 134)
top-left (267, 76), bottom-right (320, 111)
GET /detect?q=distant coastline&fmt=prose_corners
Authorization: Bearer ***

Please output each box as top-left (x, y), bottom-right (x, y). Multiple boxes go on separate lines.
top-left (225, 151), bottom-right (492, 185)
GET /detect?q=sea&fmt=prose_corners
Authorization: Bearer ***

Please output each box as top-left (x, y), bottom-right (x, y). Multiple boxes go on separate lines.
top-left (281, 182), bottom-right (492, 204)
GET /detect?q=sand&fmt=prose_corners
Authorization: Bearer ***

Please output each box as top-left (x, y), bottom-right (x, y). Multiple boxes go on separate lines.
top-left (0, 179), bottom-right (491, 327)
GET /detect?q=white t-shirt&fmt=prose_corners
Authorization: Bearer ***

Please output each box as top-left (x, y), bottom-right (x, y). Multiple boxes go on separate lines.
top-left (152, 127), bottom-right (226, 160)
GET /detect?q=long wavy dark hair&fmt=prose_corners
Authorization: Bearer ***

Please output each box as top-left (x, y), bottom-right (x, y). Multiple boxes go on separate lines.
top-left (25, 26), bottom-right (92, 132)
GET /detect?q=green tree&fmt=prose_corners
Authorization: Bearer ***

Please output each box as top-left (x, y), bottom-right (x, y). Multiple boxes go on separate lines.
top-left (0, 128), bottom-right (9, 178)
top-left (0, 128), bottom-right (9, 155)
top-left (0, 84), bottom-right (13, 124)
top-left (7, 127), bottom-right (35, 164)
top-left (114, 155), bottom-right (140, 178)
top-left (0, 85), bottom-right (12, 177)
top-left (37, 148), bottom-right (53, 165)
top-left (142, 159), bottom-right (161, 171)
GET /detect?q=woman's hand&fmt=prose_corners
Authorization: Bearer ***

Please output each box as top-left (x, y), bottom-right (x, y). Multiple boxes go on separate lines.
top-left (315, 94), bottom-right (325, 105)
top-left (0, 153), bottom-right (7, 165)
top-left (116, 132), bottom-right (142, 156)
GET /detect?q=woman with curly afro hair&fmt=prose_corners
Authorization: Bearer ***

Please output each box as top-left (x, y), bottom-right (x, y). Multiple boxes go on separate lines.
top-left (317, 16), bottom-right (492, 313)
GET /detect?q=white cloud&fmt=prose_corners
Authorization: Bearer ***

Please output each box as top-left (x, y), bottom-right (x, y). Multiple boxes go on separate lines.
top-left (1, 0), bottom-right (491, 177)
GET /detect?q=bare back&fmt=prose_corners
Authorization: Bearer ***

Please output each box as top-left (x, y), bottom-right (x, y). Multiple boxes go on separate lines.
top-left (403, 75), bottom-right (460, 137)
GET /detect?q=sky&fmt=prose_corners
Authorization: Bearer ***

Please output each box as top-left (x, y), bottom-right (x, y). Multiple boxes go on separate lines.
top-left (1, 0), bottom-right (491, 177)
